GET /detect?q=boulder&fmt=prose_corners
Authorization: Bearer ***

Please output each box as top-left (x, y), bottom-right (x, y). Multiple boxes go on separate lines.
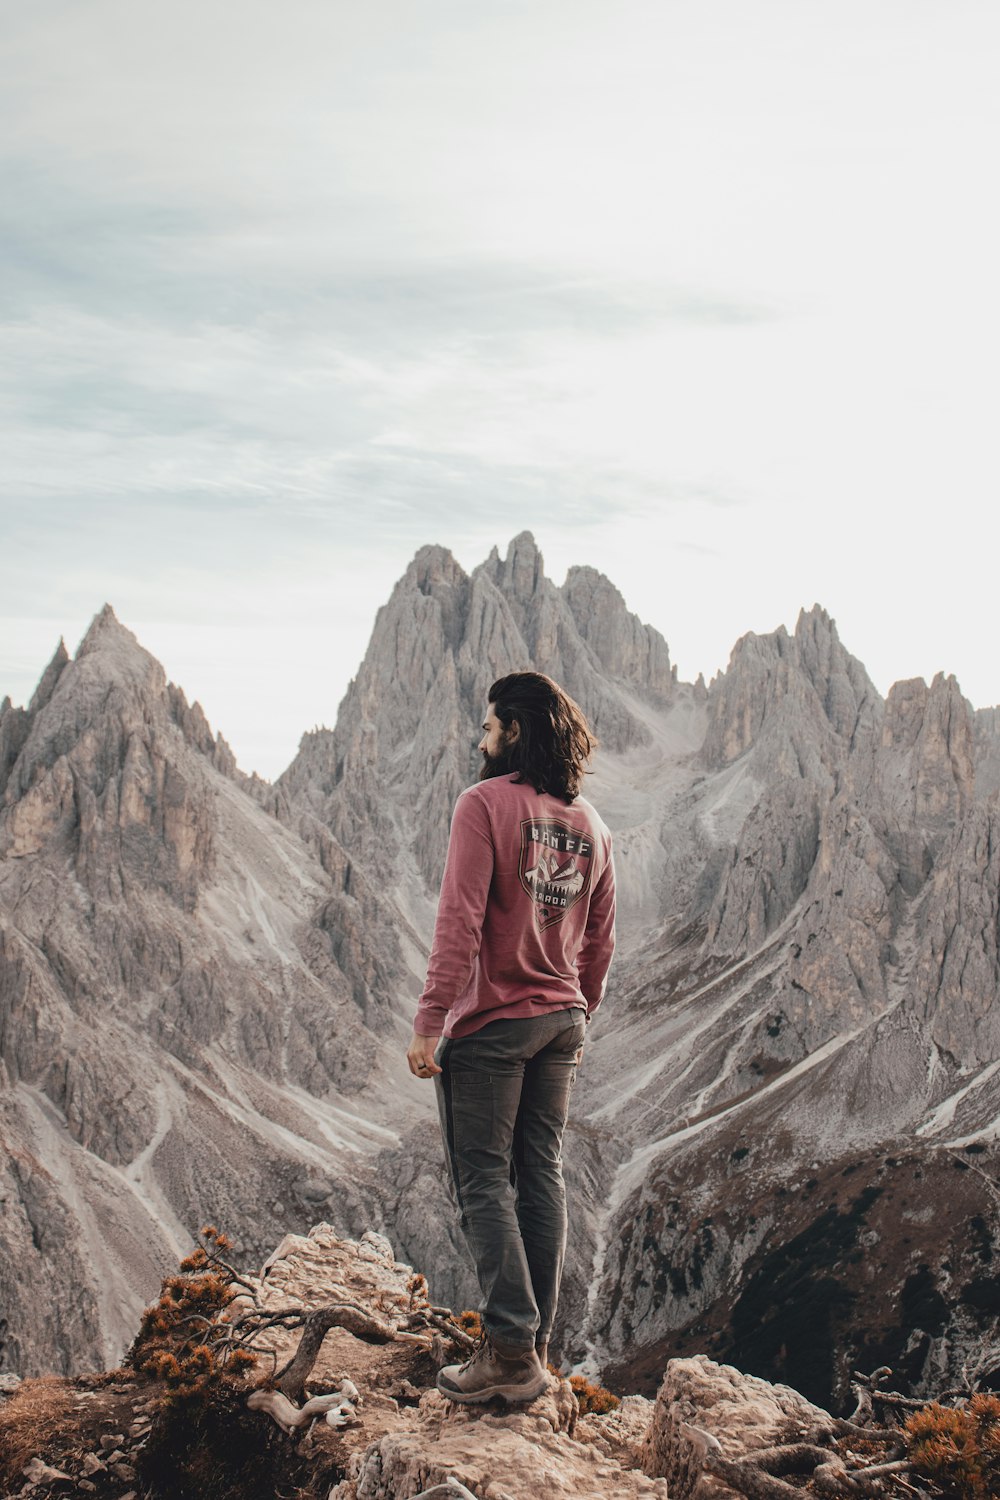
top-left (640, 1355), bottom-right (833, 1500)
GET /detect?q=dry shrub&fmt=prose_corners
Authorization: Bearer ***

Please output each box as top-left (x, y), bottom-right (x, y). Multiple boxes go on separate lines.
top-left (569, 1374), bottom-right (620, 1415)
top-left (130, 1226), bottom-right (341, 1500)
top-left (0, 1376), bottom-right (77, 1481)
top-left (456, 1310), bottom-right (483, 1340)
top-left (906, 1395), bottom-right (1000, 1499)
top-left (407, 1273), bottom-right (431, 1311)
top-left (128, 1224), bottom-right (258, 1410)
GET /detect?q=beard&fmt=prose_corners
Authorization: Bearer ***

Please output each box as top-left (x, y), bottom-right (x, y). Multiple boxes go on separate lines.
top-left (479, 746), bottom-right (514, 781)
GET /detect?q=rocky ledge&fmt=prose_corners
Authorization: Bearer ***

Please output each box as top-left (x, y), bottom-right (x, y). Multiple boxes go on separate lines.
top-left (0, 1226), bottom-right (950, 1500)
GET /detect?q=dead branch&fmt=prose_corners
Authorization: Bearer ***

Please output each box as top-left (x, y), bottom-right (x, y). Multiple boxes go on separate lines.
top-left (187, 1228), bottom-right (263, 1297)
top-left (227, 1308), bottom-right (312, 1340)
top-left (403, 1310), bottom-right (477, 1351)
top-left (434, 1317), bottom-right (476, 1350)
top-left (891, 1479), bottom-right (930, 1498)
top-left (868, 1391), bottom-right (935, 1412)
top-left (848, 1372), bottom-right (929, 1414)
top-left (229, 1303), bottom-right (312, 1327)
top-left (173, 1313), bottom-right (219, 1332)
top-left (204, 1254), bottom-right (260, 1298)
top-left (853, 1366), bottom-right (965, 1415)
top-left (850, 1459), bottom-right (913, 1483)
top-left (237, 1341), bottom-right (280, 1376)
top-left (848, 1378), bottom-right (875, 1426)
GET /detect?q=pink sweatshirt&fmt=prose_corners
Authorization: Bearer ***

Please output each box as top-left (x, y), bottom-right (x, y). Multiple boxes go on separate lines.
top-left (415, 773), bottom-right (616, 1039)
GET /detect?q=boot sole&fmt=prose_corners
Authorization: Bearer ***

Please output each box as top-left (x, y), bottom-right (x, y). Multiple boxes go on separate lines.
top-left (436, 1373), bottom-right (549, 1405)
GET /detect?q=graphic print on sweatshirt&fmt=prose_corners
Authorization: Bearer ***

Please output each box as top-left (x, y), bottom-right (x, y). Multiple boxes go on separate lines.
top-left (518, 818), bottom-right (595, 929)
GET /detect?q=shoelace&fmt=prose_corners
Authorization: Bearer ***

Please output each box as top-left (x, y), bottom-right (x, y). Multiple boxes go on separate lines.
top-left (460, 1333), bottom-right (495, 1373)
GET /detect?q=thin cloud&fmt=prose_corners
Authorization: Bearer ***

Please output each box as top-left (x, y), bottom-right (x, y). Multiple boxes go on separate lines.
top-left (3, 0), bottom-right (999, 773)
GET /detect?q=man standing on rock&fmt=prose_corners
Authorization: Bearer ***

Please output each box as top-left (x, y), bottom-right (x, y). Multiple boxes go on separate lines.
top-left (406, 671), bottom-right (616, 1404)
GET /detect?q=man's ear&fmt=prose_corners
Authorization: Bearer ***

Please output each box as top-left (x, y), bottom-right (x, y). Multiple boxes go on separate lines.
top-left (505, 718), bottom-right (520, 744)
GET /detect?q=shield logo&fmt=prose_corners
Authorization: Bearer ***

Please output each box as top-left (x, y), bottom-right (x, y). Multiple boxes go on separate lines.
top-left (519, 818), bottom-right (595, 930)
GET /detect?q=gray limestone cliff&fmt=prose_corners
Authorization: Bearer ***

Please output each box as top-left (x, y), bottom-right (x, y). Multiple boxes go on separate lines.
top-left (0, 608), bottom-right (424, 1377)
top-left (573, 607), bottom-right (1000, 1404)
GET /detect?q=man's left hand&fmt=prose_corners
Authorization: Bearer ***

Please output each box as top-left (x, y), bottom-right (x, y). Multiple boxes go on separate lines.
top-left (407, 1030), bottom-right (442, 1078)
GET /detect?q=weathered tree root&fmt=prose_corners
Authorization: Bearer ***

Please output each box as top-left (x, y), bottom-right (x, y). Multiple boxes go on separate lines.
top-left (273, 1303), bottom-right (397, 1403)
top-left (245, 1298), bottom-right (430, 1431)
top-left (830, 1415), bottom-right (906, 1450)
top-left (247, 1383), bottom-right (361, 1436)
top-left (680, 1428), bottom-right (827, 1500)
top-left (410, 1482), bottom-right (480, 1500)
top-left (683, 1422), bottom-right (913, 1499)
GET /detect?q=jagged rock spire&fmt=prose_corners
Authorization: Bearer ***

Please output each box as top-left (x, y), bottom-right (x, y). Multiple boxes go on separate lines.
top-left (279, 533), bottom-right (677, 905)
top-left (702, 603), bottom-right (881, 772)
top-left (27, 638), bottom-right (69, 714)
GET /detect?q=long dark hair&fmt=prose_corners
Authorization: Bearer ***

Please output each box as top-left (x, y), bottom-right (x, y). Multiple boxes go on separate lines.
top-left (487, 671), bottom-right (596, 802)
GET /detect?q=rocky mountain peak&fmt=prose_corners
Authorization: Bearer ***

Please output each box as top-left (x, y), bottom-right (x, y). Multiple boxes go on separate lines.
top-left (0, 620), bottom-right (424, 1375)
top-left (75, 603), bottom-right (166, 689)
top-left (883, 676), bottom-right (934, 749)
top-left (78, 601), bottom-right (120, 644)
top-left (702, 605), bottom-right (881, 772)
top-left (793, 604), bottom-right (881, 743)
top-left (887, 671), bottom-right (972, 758)
top-left (27, 639), bottom-right (69, 715)
top-left (487, 529), bottom-right (545, 601)
top-left (406, 543), bottom-right (465, 594)
top-left (879, 670), bottom-right (975, 829)
top-left (0, 607), bottom-right (241, 819)
top-left (563, 565), bottom-right (674, 703)
top-left (794, 600), bottom-right (835, 637)
top-left (280, 534), bottom-right (680, 913)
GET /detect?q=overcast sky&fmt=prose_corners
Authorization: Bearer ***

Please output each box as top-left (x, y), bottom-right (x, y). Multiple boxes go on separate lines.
top-left (3, 0), bottom-right (999, 778)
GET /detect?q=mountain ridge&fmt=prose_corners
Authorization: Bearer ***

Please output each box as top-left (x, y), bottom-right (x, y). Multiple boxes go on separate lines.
top-left (2, 538), bottom-right (1000, 1408)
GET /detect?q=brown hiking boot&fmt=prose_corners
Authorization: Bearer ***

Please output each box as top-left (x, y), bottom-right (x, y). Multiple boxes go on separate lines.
top-left (437, 1333), bottom-right (548, 1404)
